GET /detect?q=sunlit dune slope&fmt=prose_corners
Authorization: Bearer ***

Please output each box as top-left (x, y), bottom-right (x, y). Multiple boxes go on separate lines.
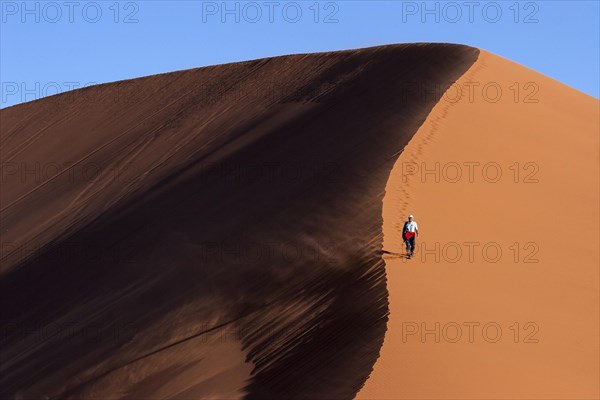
top-left (359, 50), bottom-right (599, 400)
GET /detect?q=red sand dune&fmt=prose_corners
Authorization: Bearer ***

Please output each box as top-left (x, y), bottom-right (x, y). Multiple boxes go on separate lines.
top-left (0, 44), bottom-right (478, 399)
top-left (358, 50), bottom-right (599, 400)
top-left (1, 43), bottom-right (598, 400)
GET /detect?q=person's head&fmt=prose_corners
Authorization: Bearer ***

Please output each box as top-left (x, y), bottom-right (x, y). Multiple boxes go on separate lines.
top-left (408, 214), bottom-right (413, 221)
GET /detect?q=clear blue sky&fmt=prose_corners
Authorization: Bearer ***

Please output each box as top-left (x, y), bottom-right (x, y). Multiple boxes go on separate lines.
top-left (1, 1), bottom-right (598, 108)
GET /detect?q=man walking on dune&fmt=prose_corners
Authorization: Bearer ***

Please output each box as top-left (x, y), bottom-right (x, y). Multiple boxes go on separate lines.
top-left (402, 214), bottom-right (419, 259)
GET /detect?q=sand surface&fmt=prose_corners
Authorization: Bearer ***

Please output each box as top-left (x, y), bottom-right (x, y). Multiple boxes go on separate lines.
top-left (0, 44), bottom-right (478, 399)
top-left (2, 44), bottom-right (596, 400)
top-left (358, 50), bottom-right (599, 399)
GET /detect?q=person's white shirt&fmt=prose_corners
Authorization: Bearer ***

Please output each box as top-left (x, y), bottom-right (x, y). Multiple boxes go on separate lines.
top-left (405, 221), bottom-right (418, 232)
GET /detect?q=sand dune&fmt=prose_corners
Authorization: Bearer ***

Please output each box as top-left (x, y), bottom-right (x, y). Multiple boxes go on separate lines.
top-left (358, 50), bottom-right (599, 399)
top-left (0, 44), bottom-right (479, 399)
top-left (2, 43), bottom-right (597, 400)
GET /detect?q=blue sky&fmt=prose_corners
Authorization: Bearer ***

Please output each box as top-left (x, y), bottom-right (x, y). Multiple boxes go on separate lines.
top-left (1, 1), bottom-right (599, 108)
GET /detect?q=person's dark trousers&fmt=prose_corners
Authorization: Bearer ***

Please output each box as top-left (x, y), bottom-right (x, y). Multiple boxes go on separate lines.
top-left (405, 236), bottom-right (416, 255)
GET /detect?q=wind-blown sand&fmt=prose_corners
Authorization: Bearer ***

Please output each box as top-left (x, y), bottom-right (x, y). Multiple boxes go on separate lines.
top-left (0, 44), bottom-right (479, 399)
top-left (358, 50), bottom-right (599, 399)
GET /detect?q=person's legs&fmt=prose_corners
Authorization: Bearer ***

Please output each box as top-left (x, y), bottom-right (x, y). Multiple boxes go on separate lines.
top-left (405, 239), bottom-right (411, 254)
top-left (409, 236), bottom-right (416, 256)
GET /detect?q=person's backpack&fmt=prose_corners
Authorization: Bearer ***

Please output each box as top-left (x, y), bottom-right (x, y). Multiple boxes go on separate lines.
top-left (402, 221), bottom-right (409, 240)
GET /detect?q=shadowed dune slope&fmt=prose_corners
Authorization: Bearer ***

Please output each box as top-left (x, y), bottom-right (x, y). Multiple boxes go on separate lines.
top-left (0, 44), bottom-right (479, 399)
